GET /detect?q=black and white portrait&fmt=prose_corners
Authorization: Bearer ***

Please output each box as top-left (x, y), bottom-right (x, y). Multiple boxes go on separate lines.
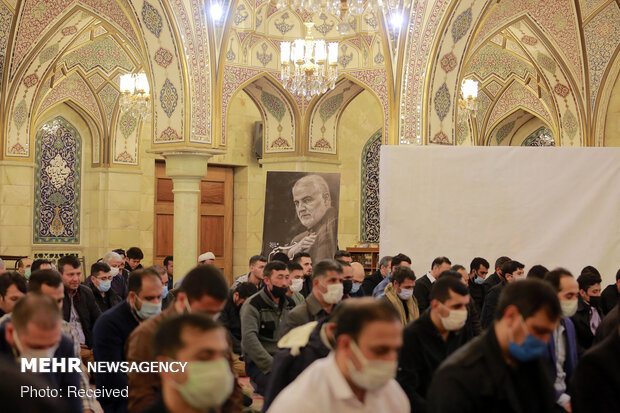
top-left (261, 171), bottom-right (341, 263)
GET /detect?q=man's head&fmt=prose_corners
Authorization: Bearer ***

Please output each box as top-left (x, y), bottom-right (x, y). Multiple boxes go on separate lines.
top-left (233, 282), bottom-right (258, 308)
top-left (378, 256), bottom-right (392, 277)
top-left (198, 252), bottom-right (215, 265)
top-left (128, 268), bottom-right (163, 320)
top-left (262, 260), bottom-right (289, 300)
top-left (390, 253), bottom-right (411, 273)
top-left (469, 257), bottom-right (489, 280)
top-left (126, 247), bottom-right (144, 271)
top-left (430, 275), bottom-right (470, 331)
top-left (58, 255), bottom-right (82, 293)
top-left (494, 256), bottom-right (511, 276)
top-left (15, 258), bottom-right (33, 277)
top-left (0, 258), bottom-right (5, 275)
top-left (90, 262), bottom-right (112, 293)
top-left (150, 266), bottom-right (169, 296)
top-left (450, 265), bottom-right (469, 286)
top-left (391, 267), bottom-right (416, 299)
top-left (580, 266), bottom-right (601, 278)
top-left (430, 257), bottom-right (452, 277)
top-left (154, 314), bottom-right (233, 410)
top-left (164, 256), bottom-right (174, 277)
top-left (249, 255), bottom-right (267, 280)
top-left (502, 260), bottom-right (525, 282)
top-left (335, 298), bottom-right (402, 390)
top-left (0, 272), bottom-right (27, 314)
top-left (351, 262), bottom-right (365, 292)
top-left (495, 279), bottom-right (561, 355)
top-left (113, 249), bottom-right (126, 269)
top-left (576, 271), bottom-right (602, 306)
top-left (178, 265), bottom-right (229, 316)
top-left (30, 259), bottom-right (52, 273)
top-left (312, 260), bottom-right (344, 306)
top-left (287, 262), bottom-right (304, 293)
top-left (5, 294), bottom-right (62, 356)
top-left (526, 265), bottom-right (549, 280)
top-left (292, 174), bottom-right (331, 229)
top-left (293, 252), bottom-right (312, 277)
top-left (337, 260), bottom-right (353, 296)
top-left (27, 270), bottom-right (64, 310)
top-left (102, 251), bottom-right (124, 277)
top-left (544, 268), bottom-right (579, 318)
top-left (334, 250), bottom-right (352, 263)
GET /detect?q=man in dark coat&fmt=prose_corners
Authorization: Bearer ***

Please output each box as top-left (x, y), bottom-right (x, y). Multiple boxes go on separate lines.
top-left (600, 269), bottom-right (620, 314)
top-left (467, 257), bottom-right (489, 313)
top-left (571, 272), bottom-right (603, 355)
top-left (413, 257), bottom-right (452, 313)
top-left (480, 260), bottom-right (524, 329)
top-left (482, 256), bottom-right (511, 296)
top-left (85, 262), bottom-right (122, 313)
top-left (219, 282), bottom-right (258, 355)
top-left (361, 255), bottom-right (392, 296)
top-left (427, 279), bottom-right (560, 413)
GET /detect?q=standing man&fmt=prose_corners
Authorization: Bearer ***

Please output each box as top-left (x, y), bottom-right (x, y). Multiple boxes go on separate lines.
top-left (571, 271), bottom-right (603, 355)
top-left (163, 256), bottom-right (173, 290)
top-left (232, 255), bottom-right (267, 289)
top-left (427, 279), bottom-right (560, 413)
top-left (397, 276), bottom-right (470, 412)
top-left (241, 260), bottom-right (296, 395)
top-left (268, 298), bottom-right (409, 413)
top-left (86, 262), bottom-right (122, 313)
top-left (414, 257), bottom-right (452, 313)
top-left (468, 257), bottom-right (489, 313)
top-left (362, 256), bottom-right (392, 296)
top-left (382, 267), bottom-right (419, 325)
top-left (292, 252), bottom-right (313, 297)
top-left (286, 175), bottom-right (338, 263)
top-left (59, 255), bottom-right (101, 364)
top-left (480, 260), bottom-right (524, 328)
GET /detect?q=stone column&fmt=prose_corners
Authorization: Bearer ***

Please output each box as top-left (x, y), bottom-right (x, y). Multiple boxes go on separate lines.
top-left (157, 148), bottom-right (225, 281)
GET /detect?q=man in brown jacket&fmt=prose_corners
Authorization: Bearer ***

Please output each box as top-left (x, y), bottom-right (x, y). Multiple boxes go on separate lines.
top-left (382, 266), bottom-right (419, 325)
top-left (126, 264), bottom-right (229, 412)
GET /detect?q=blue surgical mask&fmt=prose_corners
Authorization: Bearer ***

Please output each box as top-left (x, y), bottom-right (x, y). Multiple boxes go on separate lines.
top-left (136, 298), bottom-right (162, 320)
top-left (474, 276), bottom-right (485, 285)
top-left (162, 285), bottom-right (169, 299)
top-left (508, 317), bottom-right (547, 362)
top-left (97, 280), bottom-right (112, 293)
top-left (351, 283), bottom-right (361, 294)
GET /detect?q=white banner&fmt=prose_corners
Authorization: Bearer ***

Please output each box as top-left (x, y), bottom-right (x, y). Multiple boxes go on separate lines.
top-left (380, 146), bottom-right (620, 286)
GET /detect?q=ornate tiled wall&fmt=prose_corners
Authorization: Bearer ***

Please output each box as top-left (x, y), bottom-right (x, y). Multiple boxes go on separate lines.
top-left (361, 129), bottom-right (382, 243)
top-left (33, 117), bottom-right (81, 244)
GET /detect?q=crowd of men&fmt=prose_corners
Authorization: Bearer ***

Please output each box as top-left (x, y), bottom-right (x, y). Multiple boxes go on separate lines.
top-left (0, 249), bottom-right (618, 413)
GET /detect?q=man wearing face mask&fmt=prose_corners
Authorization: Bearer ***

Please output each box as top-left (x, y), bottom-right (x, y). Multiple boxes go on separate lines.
top-left (86, 262), bottom-right (122, 313)
top-left (338, 260), bottom-right (355, 299)
top-left (240, 260), bottom-right (296, 396)
top-left (268, 298), bottom-right (409, 412)
top-left (468, 257), bottom-right (489, 313)
top-left (427, 279), bottom-right (560, 413)
top-left (571, 271), bottom-right (602, 355)
top-left (397, 275), bottom-right (470, 413)
top-left (372, 253), bottom-right (412, 299)
top-left (15, 257), bottom-right (33, 279)
top-left (281, 260), bottom-right (344, 336)
top-left (542, 269), bottom-right (579, 413)
top-left (103, 251), bottom-right (129, 300)
top-left (350, 262), bottom-right (366, 297)
top-left (146, 313), bottom-right (243, 413)
top-left (127, 264), bottom-right (228, 412)
top-left (92, 268), bottom-right (163, 413)
top-left (0, 294), bottom-right (82, 412)
top-left (481, 260), bottom-right (525, 329)
top-left (286, 262), bottom-right (306, 305)
top-left (382, 266), bottom-right (419, 325)
top-left (150, 266), bottom-right (174, 310)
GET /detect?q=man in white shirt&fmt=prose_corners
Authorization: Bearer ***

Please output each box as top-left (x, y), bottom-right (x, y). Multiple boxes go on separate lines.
top-left (268, 297), bottom-right (410, 413)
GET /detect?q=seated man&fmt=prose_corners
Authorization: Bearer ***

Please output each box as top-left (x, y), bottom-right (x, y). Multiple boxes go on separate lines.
top-left (85, 262), bottom-right (122, 313)
top-left (382, 266), bottom-right (419, 325)
top-left (600, 267), bottom-right (620, 314)
top-left (427, 279), bottom-right (560, 413)
top-left (571, 271), bottom-right (603, 355)
top-left (146, 313), bottom-right (243, 413)
top-left (286, 261), bottom-right (305, 305)
top-left (240, 260), bottom-right (296, 395)
top-left (59, 255), bottom-right (101, 363)
top-left (334, 250), bottom-right (353, 263)
top-left (467, 257), bottom-right (489, 313)
top-left (232, 255), bottom-right (267, 289)
top-left (0, 294), bottom-right (82, 412)
top-left (0, 271), bottom-right (27, 317)
top-left (268, 298), bottom-right (409, 413)
top-left (163, 256), bottom-right (174, 290)
top-left (102, 251), bottom-right (128, 299)
top-left (292, 252), bottom-right (313, 297)
top-left (219, 282), bottom-right (258, 371)
top-left (350, 262), bottom-right (366, 297)
top-left (125, 247), bottom-right (144, 272)
top-left (150, 265), bottom-right (175, 310)
top-left (15, 257), bottom-right (33, 278)
top-left (127, 264), bottom-right (228, 412)
top-left (397, 276), bottom-right (470, 412)
top-left (481, 256), bottom-right (511, 296)
top-left (93, 268), bottom-right (162, 413)
top-left (413, 256), bottom-right (452, 313)
top-left (31, 258), bottom-right (53, 273)
top-left (373, 253), bottom-right (412, 299)
top-left (362, 255), bottom-right (391, 296)
top-left (480, 260), bottom-right (524, 329)
top-left (282, 260), bottom-right (343, 335)
top-left (543, 269), bottom-right (579, 413)
top-left (338, 260), bottom-right (354, 298)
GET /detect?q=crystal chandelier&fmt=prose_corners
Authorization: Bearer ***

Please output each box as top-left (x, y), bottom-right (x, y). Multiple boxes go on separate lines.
top-left (280, 22), bottom-right (339, 99)
top-left (529, 129), bottom-right (555, 146)
top-left (458, 78), bottom-right (479, 121)
top-left (119, 73), bottom-right (151, 121)
top-left (274, 0), bottom-right (384, 18)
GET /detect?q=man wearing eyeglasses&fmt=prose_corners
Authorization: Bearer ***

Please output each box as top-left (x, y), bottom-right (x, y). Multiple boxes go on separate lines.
top-left (86, 262), bottom-right (122, 313)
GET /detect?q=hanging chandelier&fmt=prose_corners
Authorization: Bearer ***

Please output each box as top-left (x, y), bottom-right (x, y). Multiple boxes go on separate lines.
top-left (119, 73), bottom-right (151, 121)
top-left (280, 22), bottom-right (339, 99)
top-left (274, 0), bottom-right (384, 18)
top-left (529, 129), bottom-right (555, 146)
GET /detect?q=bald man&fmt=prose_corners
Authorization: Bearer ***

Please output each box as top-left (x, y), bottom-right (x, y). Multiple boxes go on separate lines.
top-left (350, 262), bottom-right (366, 297)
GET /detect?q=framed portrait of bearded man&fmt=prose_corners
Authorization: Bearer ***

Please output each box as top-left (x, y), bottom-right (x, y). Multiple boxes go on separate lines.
top-left (261, 171), bottom-right (341, 263)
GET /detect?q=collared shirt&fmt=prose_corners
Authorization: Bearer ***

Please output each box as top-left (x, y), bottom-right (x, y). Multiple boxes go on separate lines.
top-left (553, 322), bottom-right (570, 407)
top-left (426, 271), bottom-right (437, 284)
top-left (590, 305), bottom-right (601, 335)
top-left (69, 292), bottom-right (86, 345)
top-left (373, 274), bottom-right (392, 298)
top-left (268, 353), bottom-right (409, 413)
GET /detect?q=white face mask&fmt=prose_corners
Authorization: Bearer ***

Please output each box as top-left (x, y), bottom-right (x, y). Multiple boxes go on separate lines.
top-left (13, 330), bottom-right (59, 361)
top-left (290, 278), bottom-right (304, 293)
top-left (439, 308), bottom-right (468, 331)
top-left (346, 340), bottom-right (397, 390)
top-left (514, 275), bottom-right (526, 281)
top-left (174, 358), bottom-right (234, 409)
top-left (322, 283), bottom-right (343, 304)
top-left (109, 266), bottom-right (120, 277)
top-left (561, 299), bottom-right (578, 318)
top-left (397, 288), bottom-right (414, 300)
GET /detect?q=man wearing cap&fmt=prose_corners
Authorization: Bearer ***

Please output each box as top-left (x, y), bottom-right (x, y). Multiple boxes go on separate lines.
top-left (174, 252), bottom-right (216, 288)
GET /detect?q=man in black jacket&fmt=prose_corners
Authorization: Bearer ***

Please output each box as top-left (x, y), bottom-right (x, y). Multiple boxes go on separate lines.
top-left (571, 271), bottom-right (602, 355)
top-left (85, 262), bottom-right (122, 313)
top-left (600, 268), bottom-right (620, 314)
top-left (480, 260), bottom-right (524, 329)
top-left (414, 257), bottom-right (452, 313)
top-left (361, 255), bottom-right (391, 296)
top-left (427, 279), bottom-right (560, 413)
top-left (398, 276), bottom-right (471, 413)
top-left (59, 255), bottom-right (101, 363)
top-left (467, 257), bottom-right (489, 313)
top-left (482, 256), bottom-right (511, 296)
top-left (220, 281), bottom-right (258, 355)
